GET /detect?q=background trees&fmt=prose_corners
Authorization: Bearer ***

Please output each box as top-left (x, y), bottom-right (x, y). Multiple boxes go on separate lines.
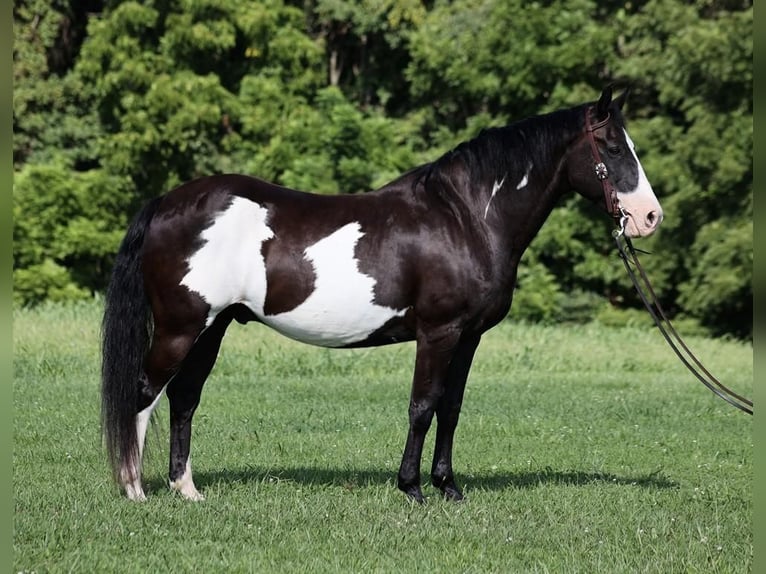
top-left (13, 0), bottom-right (752, 338)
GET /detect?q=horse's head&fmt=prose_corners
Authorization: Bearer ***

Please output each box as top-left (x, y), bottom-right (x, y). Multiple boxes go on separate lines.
top-left (568, 87), bottom-right (663, 237)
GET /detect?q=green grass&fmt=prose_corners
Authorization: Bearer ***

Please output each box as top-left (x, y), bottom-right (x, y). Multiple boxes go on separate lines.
top-left (14, 300), bottom-right (752, 573)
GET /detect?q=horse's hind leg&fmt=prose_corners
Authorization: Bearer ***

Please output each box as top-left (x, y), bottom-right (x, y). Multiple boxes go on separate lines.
top-left (122, 387), bottom-right (165, 501)
top-left (166, 312), bottom-right (233, 500)
top-left (120, 327), bottom-right (202, 501)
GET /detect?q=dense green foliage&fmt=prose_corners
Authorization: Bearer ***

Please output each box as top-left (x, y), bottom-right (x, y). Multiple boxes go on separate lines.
top-left (14, 300), bottom-right (753, 572)
top-left (13, 0), bottom-right (752, 337)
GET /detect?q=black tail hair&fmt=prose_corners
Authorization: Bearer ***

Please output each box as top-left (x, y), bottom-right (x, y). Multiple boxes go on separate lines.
top-left (100, 197), bottom-right (162, 482)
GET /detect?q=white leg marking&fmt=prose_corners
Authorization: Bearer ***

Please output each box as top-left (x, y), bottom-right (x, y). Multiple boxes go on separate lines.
top-left (124, 482), bottom-right (147, 503)
top-left (137, 388), bottom-right (164, 460)
top-left (121, 389), bottom-right (165, 501)
top-left (483, 176), bottom-right (507, 219)
top-left (169, 459), bottom-right (205, 501)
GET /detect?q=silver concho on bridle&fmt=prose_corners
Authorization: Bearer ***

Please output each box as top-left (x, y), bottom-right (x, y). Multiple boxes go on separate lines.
top-left (594, 162), bottom-right (609, 180)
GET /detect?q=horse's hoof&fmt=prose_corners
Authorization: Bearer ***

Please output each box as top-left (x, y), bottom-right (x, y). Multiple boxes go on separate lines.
top-left (441, 486), bottom-right (465, 502)
top-left (169, 478), bottom-right (205, 501)
top-left (432, 476), bottom-right (464, 501)
top-left (123, 481), bottom-right (148, 502)
top-left (400, 485), bottom-right (426, 504)
top-left (181, 488), bottom-right (205, 502)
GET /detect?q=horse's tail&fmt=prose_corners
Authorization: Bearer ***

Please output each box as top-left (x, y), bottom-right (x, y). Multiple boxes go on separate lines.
top-left (101, 197), bottom-right (162, 482)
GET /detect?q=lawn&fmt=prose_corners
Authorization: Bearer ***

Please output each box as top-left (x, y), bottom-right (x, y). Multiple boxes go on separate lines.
top-left (14, 300), bottom-right (752, 573)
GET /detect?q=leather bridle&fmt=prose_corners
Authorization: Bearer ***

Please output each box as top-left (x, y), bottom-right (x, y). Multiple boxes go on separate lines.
top-left (584, 107), bottom-right (623, 222)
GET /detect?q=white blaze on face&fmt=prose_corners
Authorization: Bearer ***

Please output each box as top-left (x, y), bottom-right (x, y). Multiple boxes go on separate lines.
top-left (181, 197), bottom-right (405, 347)
top-left (618, 130), bottom-right (663, 237)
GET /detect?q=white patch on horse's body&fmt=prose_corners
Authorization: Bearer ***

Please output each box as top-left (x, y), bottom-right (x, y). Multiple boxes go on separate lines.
top-left (262, 223), bottom-right (406, 346)
top-left (181, 197), bottom-right (273, 325)
top-left (483, 176), bottom-right (507, 219)
top-left (617, 129), bottom-right (663, 236)
top-left (516, 169), bottom-right (529, 190)
top-left (181, 197), bottom-right (405, 347)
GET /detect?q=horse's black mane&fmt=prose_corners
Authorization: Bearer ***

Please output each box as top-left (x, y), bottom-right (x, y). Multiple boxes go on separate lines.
top-left (415, 103), bottom-right (590, 197)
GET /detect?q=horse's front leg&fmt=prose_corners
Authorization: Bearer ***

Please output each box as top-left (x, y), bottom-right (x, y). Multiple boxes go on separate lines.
top-left (397, 326), bottom-right (461, 503)
top-left (430, 333), bottom-right (481, 501)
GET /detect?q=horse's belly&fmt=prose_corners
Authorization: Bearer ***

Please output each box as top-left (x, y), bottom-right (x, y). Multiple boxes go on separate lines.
top-left (254, 220), bottom-right (407, 346)
top-left (259, 300), bottom-right (405, 347)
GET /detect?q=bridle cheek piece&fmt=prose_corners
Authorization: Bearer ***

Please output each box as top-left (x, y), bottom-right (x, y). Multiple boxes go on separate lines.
top-left (584, 107), bottom-right (623, 223)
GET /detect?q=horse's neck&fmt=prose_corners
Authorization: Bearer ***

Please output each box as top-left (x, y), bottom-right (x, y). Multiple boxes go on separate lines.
top-left (478, 136), bottom-right (575, 264)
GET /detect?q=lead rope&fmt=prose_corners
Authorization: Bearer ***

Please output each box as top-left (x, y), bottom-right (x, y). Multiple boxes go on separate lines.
top-left (613, 220), bottom-right (753, 415)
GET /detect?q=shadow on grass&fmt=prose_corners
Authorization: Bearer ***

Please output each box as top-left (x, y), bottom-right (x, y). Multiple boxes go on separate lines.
top-left (147, 465), bottom-right (677, 494)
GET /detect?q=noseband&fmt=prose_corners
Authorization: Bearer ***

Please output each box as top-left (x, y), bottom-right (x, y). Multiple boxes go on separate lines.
top-left (584, 108), bottom-right (623, 222)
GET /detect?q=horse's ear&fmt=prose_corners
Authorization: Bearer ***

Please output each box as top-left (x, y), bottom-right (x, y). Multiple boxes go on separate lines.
top-left (613, 87), bottom-right (630, 110)
top-left (596, 85), bottom-right (613, 119)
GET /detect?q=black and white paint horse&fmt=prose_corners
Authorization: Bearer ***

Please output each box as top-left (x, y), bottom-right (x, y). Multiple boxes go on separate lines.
top-left (102, 88), bottom-right (662, 502)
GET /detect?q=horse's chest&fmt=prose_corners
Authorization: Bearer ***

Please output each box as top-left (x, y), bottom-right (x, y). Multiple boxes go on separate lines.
top-left (180, 197), bottom-right (406, 347)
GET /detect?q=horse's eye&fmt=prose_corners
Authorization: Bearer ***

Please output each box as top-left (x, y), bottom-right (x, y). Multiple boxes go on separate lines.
top-left (607, 145), bottom-right (622, 156)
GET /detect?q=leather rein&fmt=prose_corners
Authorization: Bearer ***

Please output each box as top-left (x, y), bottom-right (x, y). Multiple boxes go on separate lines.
top-left (584, 107), bottom-right (753, 415)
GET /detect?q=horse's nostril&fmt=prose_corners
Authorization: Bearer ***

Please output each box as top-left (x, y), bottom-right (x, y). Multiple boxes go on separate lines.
top-left (646, 211), bottom-right (657, 227)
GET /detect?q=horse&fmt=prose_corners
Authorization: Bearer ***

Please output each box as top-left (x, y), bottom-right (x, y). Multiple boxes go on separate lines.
top-left (101, 87), bottom-right (663, 503)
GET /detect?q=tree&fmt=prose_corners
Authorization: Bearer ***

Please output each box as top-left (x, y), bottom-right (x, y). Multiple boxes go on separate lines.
top-left (405, 0), bottom-right (615, 132)
top-left (12, 0), bottom-right (752, 339)
top-left (13, 0), bottom-right (104, 169)
top-left (300, 0), bottom-right (425, 111)
top-left (13, 161), bottom-right (133, 304)
top-left (613, 0), bottom-right (753, 337)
